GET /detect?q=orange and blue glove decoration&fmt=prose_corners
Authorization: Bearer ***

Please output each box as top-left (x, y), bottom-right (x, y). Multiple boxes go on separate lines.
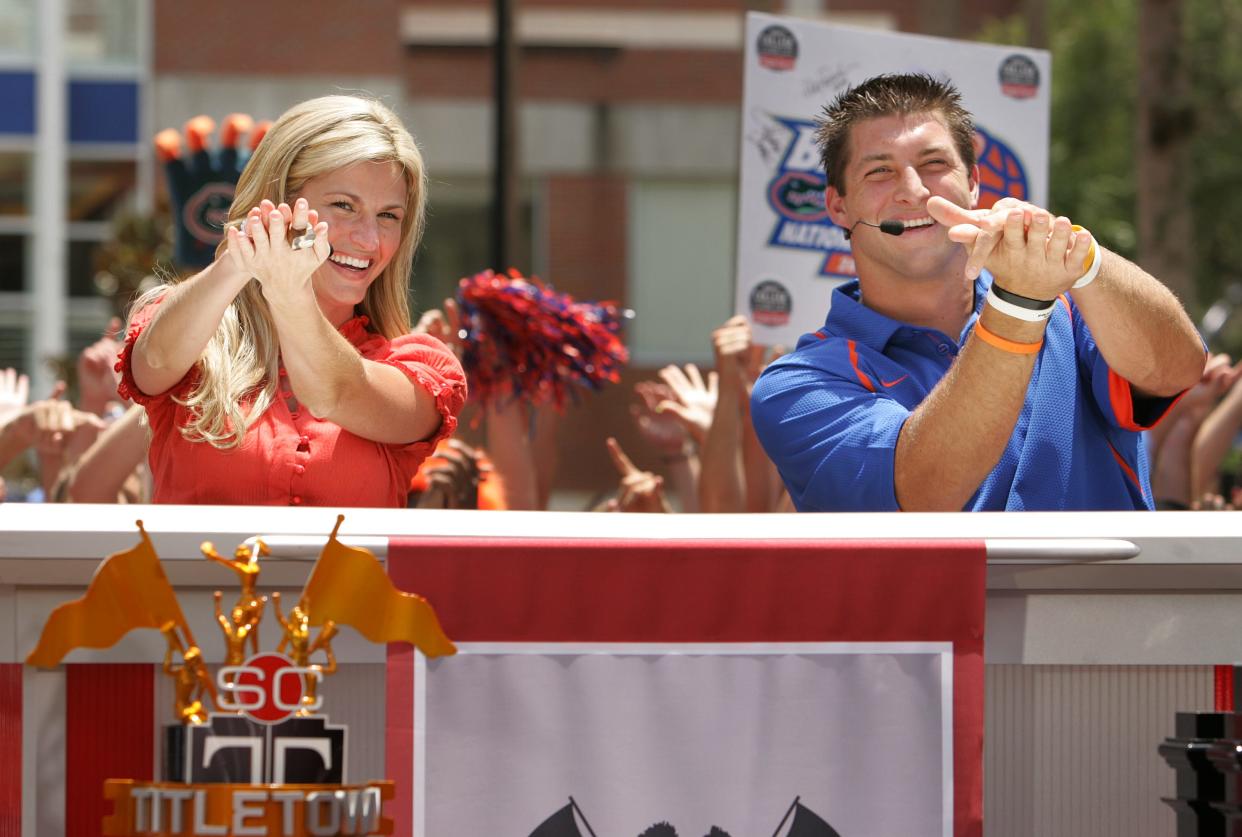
top-left (154, 113), bottom-right (271, 268)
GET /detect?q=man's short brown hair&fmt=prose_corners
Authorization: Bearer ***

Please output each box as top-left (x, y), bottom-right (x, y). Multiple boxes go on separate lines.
top-left (816, 73), bottom-right (976, 194)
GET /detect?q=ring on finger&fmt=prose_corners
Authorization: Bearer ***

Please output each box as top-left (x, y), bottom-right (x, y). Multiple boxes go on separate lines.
top-left (290, 225), bottom-right (316, 251)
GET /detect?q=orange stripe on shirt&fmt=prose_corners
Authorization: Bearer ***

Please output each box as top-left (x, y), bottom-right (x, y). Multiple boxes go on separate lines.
top-left (1077, 294), bottom-right (1184, 432)
top-left (847, 340), bottom-right (876, 392)
top-left (1107, 368), bottom-right (1147, 431)
top-left (1062, 293), bottom-right (1151, 435)
top-left (1107, 440), bottom-right (1146, 499)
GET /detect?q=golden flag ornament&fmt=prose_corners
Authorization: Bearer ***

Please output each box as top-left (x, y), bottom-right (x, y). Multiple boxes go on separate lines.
top-left (300, 517), bottom-right (456, 657)
top-left (27, 522), bottom-right (187, 668)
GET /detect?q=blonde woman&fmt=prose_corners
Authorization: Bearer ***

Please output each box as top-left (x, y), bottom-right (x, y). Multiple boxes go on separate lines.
top-left (118, 96), bottom-right (466, 506)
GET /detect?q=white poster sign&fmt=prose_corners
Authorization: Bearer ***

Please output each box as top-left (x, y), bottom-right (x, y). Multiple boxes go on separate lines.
top-left (415, 642), bottom-right (953, 837)
top-left (736, 13), bottom-right (1051, 347)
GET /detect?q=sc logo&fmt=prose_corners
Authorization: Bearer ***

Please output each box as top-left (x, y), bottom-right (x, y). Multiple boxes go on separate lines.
top-left (217, 652), bottom-right (323, 723)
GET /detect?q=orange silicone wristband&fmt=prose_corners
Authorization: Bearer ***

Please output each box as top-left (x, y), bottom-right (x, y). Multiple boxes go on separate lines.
top-left (973, 321), bottom-right (1043, 355)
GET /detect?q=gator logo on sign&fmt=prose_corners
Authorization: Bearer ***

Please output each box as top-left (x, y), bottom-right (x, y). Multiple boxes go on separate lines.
top-left (764, 118), bottom-right (1030, 278)
top-left (764, 117), bottom-right (852, 278)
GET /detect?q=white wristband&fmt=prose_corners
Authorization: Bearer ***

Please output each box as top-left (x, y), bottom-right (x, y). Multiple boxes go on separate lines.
top-left (1071, 225), bottom-right (1102, 289)
top-left (986, 287), bottom-right (1054, 322)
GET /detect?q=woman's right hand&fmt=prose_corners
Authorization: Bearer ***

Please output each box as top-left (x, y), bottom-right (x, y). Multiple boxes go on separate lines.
top-left (225, 198), bottom-right (329, 309)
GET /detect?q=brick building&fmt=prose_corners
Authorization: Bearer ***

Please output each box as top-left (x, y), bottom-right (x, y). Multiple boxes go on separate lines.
top-left (1, 0), bottom-right (1023, 503)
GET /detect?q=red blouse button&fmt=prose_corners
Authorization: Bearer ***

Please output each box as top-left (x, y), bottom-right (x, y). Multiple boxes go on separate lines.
top-left (291, 496), bottom-right (302, 505)
top-left (294, 464), bottom-right (305, 475)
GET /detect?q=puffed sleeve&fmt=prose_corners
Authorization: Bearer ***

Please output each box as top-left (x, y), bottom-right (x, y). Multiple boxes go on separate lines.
top-left (377, 333), bottom-right (468, 457)
top-left (114, 295), bottom-right (198, 406)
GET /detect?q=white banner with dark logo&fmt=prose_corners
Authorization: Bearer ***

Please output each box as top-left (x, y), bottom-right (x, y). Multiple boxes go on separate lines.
top-left (736, 12), bottom-right (1051, 347)
top-left (416, 643), bottom-right (951, 837)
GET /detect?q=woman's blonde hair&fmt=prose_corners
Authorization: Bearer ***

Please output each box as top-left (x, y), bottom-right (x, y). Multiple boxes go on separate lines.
top-left (136, 95), bottom-right (427, 449)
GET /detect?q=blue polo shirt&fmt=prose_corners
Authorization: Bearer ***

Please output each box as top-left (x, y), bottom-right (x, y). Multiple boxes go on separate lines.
top-left (751, 273), bottom-right (1174, 511)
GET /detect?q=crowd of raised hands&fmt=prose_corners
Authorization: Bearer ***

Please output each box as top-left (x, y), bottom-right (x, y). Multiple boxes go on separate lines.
top-left (400, 300), bottom-right (794, 514)
top-left (0, 319), bottom-right (148, 503)
top-left (1148, 352), bottom-right (1242, 510)
top-left (411, 299), bottom-right (1242, 516)
top-left (8, 305), bottom-right (1242, 512)
top-left (602, 315), bottom-right (791, 514)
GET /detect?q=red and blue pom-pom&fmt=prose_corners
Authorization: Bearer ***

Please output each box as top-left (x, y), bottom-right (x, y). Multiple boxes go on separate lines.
top-left (457, 269), bottom-right (630, 408)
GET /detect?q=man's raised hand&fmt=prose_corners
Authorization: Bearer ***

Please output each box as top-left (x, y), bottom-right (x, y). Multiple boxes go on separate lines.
top-left (928, 196), bottom-right (1093, 300)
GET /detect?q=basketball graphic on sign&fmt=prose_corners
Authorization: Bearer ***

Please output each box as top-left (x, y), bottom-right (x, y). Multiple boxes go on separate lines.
top-left (974, 125), bottom-right (1028, 209)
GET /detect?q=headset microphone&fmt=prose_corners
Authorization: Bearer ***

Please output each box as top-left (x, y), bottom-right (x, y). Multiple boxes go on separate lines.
top-left (844, 219), bottom-right (907, 240)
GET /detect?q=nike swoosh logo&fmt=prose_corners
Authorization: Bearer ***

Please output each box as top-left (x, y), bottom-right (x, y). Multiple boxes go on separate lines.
top-left (880, 375), bottom-right (908, 387)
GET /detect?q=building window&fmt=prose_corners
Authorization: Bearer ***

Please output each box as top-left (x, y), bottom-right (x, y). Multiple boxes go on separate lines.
top-left (66, 0), bottom-right (141, 68)
top-left (413, 179), bottom-right (534, 316)
top-left (628, 179), bottom-right (737, 366)
top-left (0, 234), bottom-right (25, 292)
top-left (68, 238), bottom-right (102, 297)
top-left (0, 0), bottom-right (34, 57)
top-left (0, 152), bottom-right (30, 216)
top-left (68, 158), bottom-right (136, 221)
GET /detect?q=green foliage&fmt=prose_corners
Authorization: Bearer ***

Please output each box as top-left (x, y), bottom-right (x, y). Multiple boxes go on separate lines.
top-left (1045, 0), bottom-right (1139, 258)
top-left (1185, 0), bottom-right (1242, 313)
top-left (1221, 444), bottom-right (1242, 480)
top-left (976, 0), bottom-right (1242, 344)
top-left (975, 0), bottom-right (1139, 258)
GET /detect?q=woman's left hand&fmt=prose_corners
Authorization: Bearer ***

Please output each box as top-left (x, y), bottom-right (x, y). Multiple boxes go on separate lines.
top-left (226, 197), bottom-right (330, 307)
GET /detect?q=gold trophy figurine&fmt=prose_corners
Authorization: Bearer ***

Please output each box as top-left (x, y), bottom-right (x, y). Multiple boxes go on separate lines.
top-left (161, 622), bottom-right (217, 725)
top-left (214, 590), bottom-right (268, 668)
top-left (202, 538), bottom-right (269, 660)
top-left (272, 591), bottom-right (338, 716)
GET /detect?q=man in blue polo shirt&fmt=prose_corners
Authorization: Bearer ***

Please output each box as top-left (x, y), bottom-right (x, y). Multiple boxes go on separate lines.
top-left (750, 73), bottom-right (1205, 511)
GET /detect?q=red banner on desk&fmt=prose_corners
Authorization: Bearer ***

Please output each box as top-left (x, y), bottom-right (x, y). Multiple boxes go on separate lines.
top-left (0, 663), bottom-right (20, 837)
top-left (387, 537), bottom-right (985, 837)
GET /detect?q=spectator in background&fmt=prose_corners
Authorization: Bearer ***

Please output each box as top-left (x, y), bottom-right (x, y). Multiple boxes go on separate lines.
top-left (621, 314), bottom-right (789, 514)
top-left (0, 372), bottom-right (106, 500)
top-left (630, 377), bottom-right (701, 512)
top-left (0, 368), bottom-right (30, 467)
top-left (1192, 369), bottom-right (1242, 507)
top-left (1146, 353), bottom-right (1242, 509)
top-left (1139, 352), bottom-right (1242, 510)
top-left (62, 404), bottom-right (150, 503)
top-left (597, 437), bottom-right (672, 514)
top-left (407, 438), bottom-right (508, 510)
top-left (77, 317), bottom-right (126, 419)
top-left (413, 296), bottom-right (549, 510)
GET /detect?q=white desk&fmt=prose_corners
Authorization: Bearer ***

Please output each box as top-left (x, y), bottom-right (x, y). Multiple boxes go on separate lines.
top-left (1, 505), bottom-right (1234, 837)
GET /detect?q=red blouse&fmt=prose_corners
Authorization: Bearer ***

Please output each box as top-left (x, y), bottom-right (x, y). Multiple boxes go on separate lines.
top-left (117, 304), bottom-right (466, 507)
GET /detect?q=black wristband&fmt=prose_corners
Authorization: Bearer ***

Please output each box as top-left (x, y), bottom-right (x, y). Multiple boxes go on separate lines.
top-left (990, 283), bottom-right (1056, 311)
